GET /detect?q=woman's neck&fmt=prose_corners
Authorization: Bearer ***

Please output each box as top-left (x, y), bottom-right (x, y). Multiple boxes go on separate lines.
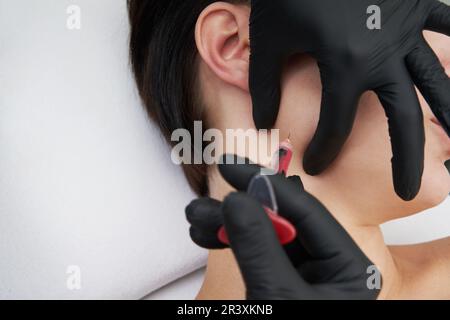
top-left (199, 157), bottom-right (404, 300)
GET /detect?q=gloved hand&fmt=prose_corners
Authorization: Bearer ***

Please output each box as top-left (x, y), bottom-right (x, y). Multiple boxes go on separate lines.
top-left (249, 0), bottom-right (450, 201)
top-left (186, 155), bottom-right (382, 300)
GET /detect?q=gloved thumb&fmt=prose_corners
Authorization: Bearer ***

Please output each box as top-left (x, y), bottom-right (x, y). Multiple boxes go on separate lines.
top-left (222, 192), bottom-right (303, 299)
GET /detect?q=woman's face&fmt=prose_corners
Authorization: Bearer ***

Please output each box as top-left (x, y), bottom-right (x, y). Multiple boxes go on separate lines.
top-left (196, 3), bottom-right (449, 223)
top-left (276, 31), bottom-right (450, 223)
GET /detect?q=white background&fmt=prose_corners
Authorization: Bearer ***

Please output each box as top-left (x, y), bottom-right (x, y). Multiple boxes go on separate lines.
top-left (0, 0), bottom-right (448, 300)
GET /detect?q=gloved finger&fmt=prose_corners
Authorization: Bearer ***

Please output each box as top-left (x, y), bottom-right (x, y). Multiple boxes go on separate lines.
top-left (283, 238), bottom-right (313, 268)
top-left (425, 0), bottom-right (450, 36)
top-left (375, 66), bottom-right (425, 201)
top-left (406, 39), bottom-right (450, 136)
top-left (249, 0), bottom-right (285, 130)
top-left (223, 192), bottom-right (306, 298)
top-left (303, 71), bottom-right (361, 176)
top-left (249, 50), bottom-right (284, 129)
top-left (189, 226), bottom-right (228, 250)
top-left (287, 175), bottom-right (304, 190)
top-left (185, 197), bottom-right (223, 230)
top-left (185, 198), bottom-right (229, 249)
top-left (219, 154), bottom-right (266, 191)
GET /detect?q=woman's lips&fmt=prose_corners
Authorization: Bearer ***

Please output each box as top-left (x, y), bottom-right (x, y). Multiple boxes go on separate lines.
top-left (430, 117), bottom-right (450, 155)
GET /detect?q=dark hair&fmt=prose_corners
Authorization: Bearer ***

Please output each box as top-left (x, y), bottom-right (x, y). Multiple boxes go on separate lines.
top-left (127, 0), bottom-right (248, 196)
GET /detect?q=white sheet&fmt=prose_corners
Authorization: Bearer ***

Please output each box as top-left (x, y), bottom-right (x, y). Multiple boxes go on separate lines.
top-left (144, 268), bottom-right (206, 300)
top-left (0, 0), bottom-right (448, 300)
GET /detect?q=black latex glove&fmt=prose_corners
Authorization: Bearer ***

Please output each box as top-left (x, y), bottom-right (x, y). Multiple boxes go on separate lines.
top-left (186, 155), bottom-right (382, 300)
top-left (249, 0), bottom-right (450, 201)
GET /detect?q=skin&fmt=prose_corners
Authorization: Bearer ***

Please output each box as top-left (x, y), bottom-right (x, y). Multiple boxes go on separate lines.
top-left (193, 3), bottom-right (450, 299)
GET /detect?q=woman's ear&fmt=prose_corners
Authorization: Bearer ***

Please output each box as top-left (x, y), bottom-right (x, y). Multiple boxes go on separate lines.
top-left (195, 2), bottom-right (250, 92)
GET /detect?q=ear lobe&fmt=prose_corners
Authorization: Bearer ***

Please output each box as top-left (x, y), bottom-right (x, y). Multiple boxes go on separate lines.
top-left (195, 3), bottom-right (250, 92)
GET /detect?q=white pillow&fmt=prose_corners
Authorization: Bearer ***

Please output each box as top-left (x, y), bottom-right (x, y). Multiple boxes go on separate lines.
top-left (0, 0), bottom-right (206, 299)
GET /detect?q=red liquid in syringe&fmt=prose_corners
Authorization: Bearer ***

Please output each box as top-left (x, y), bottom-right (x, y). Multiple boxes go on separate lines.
top-left (272, 138), bottom-right (293, 175)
